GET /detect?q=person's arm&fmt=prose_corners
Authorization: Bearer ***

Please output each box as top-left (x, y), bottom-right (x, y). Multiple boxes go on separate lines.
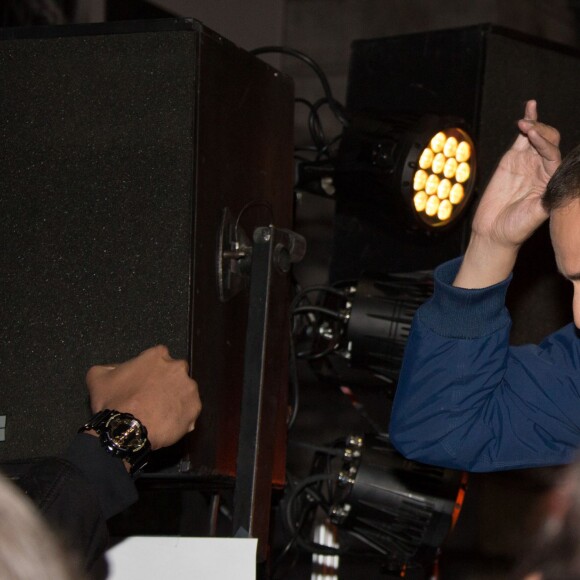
top-left (18, 435), bottom-right (134, 570)
top-left (389, 101), bottom-right (568, 471)
top-left (454, 99), bottom-right (561, 289)
top-left (18, 345), bottom-right (201, 569)
top-left (390, 258), bottom-right (580, 471)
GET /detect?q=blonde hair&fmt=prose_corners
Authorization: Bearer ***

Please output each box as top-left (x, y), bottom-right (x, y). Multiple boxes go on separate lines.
top-left (0, 474), bottom-right (83, 580)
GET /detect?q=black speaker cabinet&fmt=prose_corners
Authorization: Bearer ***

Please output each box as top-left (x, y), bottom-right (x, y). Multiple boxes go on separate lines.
top-left (331, 24), bottom-right (580, 342)
top-left (0, 19), bottom-right (294, 484)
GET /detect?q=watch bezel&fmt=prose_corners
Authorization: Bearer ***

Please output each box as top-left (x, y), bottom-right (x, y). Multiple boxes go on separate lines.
top-left (79, 409), bottom-right (152, 475)
top-left (101, 412), bottom-right (148, 454)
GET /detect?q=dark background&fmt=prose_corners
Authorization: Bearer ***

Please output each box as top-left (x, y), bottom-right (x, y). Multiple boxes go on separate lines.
top-left (3, 2), bottom-right (580, 579)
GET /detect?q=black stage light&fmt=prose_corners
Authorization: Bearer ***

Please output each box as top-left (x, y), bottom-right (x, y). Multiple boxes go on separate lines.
top-left (281, 434), bottom-right (466, 576)
top-left (335, 114), bottom-right (477, 231)
top-left (331, 24), bottom-right (580, 281)
top-left (338, 273), bottom-right (434, 380)
top-left (293, 273), bottom-right (434, 388)
top-left (330, 433), bottom-right (467, 568)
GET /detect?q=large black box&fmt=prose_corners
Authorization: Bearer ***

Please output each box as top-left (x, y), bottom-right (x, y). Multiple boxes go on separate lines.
top-left (0, 19), bottom-right (294, 482)
top-left (331, 24), bottom-right (580, 343)
top-left (332, 24), bottom-right (580, 278)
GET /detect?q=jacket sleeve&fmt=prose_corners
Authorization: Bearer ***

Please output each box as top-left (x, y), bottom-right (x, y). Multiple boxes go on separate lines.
top-left (389, 257), bottom-right (580, 472)
top-left (17, 434), bottom-right (138, 570)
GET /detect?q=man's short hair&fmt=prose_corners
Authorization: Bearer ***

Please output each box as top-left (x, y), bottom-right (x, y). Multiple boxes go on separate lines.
top-left (543, 143), bottom-right (580, 211)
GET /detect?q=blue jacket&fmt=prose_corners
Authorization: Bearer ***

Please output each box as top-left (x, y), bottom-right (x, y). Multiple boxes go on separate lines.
top-left (389, 257), bottom-right (580, 472)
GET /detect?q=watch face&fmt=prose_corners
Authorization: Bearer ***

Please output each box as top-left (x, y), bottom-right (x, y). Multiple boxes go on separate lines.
top-left (106, 413), bottom-right (147, 452)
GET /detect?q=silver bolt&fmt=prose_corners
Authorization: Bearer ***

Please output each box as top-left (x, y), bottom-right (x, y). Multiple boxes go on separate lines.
top-left (179, 459), bottom-right (192, 473)
top-left (329, 503), bottom-right (351, 524)
top-left (318, 322), bottom-right (335, 340)
top-left (338, 470), bottom-right (355, 487)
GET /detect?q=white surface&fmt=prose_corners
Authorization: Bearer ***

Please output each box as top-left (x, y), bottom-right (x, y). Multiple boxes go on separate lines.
top-left (107, 536), bottom-right (257, 580)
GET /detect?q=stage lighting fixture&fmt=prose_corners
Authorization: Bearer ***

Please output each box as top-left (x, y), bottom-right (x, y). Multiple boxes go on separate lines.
top-left (291, 273), bottom-right (433, 398)
top-left (336, 114), bottom-right (477, 231)
top-left (291, 273), bottom-right (433, 386)
top-left (340, 273), bottom-right (433, 378)
top-left (329, 433), bottom-right (467, 567)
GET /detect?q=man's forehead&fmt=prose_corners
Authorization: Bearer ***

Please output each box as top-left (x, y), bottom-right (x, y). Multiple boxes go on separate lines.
top-left (550, 199), bottom-right (580, 280)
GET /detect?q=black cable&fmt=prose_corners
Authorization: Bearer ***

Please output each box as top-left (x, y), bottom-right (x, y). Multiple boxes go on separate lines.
top-left (249, 46), bottom-right (349, 128)
top-left (292, 306), bottom-right (346, 320)
top-left (295, 97), bottom-right (327, 150)
top-left (271, 536), bottom-right (300, 579)
top-left (338, 384), bottom-right (383, 434)
top-left (290, 285), bottom-right (348, 313)
top-left (290, 286), bottom-right (348, 359)
top-left (284, 473), bottom-right (333, 536)
top-left (234, 200), bottom-right (274, 241)
top-left (308, 98), bottom-right (328, 150)
top-left (287, 328), bottom-right (300, 431)
top-left (288, 440), bottom-right (344, 457)
top-left (271, 500), bottom-right (319, 579)
top-left (308, 96), bottom-right (345, 154)
top-left (316, 133), bottom-right (344, 161)
top-left (295, 343), bottom-right (339, 360)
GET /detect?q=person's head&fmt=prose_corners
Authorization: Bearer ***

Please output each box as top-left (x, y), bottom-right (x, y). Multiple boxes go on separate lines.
top-left (0, 474), bottom-right (83, 580)
top-left (543, 144), bottom-right (580, 212)
top-left (544, 144), bottom-right (580, 327)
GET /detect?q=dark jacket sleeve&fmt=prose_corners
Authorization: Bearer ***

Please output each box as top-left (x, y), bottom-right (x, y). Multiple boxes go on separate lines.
top-left (389, 257), bottom-right (580, 472)
top-left (17, 433), bottom-right (138, 570)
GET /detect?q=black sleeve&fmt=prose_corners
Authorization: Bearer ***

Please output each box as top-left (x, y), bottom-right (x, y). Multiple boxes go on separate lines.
top-left (17, 434), bottom-right (138, 570)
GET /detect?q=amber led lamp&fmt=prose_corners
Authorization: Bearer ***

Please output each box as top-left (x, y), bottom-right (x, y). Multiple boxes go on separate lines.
top-left (402, 123), bottom-right (476, 229)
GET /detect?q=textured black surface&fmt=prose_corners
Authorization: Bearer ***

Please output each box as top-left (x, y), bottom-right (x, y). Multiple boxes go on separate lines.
top-left (0, 20), bottom-right (295, 470)
top-left (0, 27), bottom-right (196, 460)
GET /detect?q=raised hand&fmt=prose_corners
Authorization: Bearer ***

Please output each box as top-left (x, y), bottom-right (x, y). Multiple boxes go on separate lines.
top-left (86, 345), bottom-right (202, 450)
top-left (454, 100), bottom-right (561, 288)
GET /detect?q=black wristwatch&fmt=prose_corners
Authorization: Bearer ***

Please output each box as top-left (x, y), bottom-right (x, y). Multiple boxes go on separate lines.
top-left (79, 409), bottom-right (152, 476)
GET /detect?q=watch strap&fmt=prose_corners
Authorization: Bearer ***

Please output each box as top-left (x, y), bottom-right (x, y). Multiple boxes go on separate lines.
top-left (79, 409), bottom-right (151, 476)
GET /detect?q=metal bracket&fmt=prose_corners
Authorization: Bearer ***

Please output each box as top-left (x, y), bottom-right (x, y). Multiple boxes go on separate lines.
top-left (232, 225), bottom-right (305, 562)
top-left (216, 207), bottom-right (252, 302)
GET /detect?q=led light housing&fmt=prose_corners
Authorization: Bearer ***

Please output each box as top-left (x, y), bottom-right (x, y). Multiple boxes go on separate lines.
top-left (335, 114), bottom-right (477, 231)
top-left (401, 118), bottom-right (476, 229)
top-left (330, 433), bottom-right (467, 566)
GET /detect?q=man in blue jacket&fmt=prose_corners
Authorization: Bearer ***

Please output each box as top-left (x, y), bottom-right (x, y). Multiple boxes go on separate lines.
top-left (389, 99), bottom-right (580, 472)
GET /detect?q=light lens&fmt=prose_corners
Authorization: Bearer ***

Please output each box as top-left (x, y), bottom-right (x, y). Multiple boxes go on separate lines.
top-left (437, 179), bottom-right (451, 200)
top-left (456, 162), bottom-right (470, 183)
top-left (419, 148), bottom-right (434, 170)
top-left (413, 191), bottom-right (428, 212)
top-left (443, 158), bottom-right (458, 179)
top-left (408, 125), bottom-right (475, 228)
top-left (430, 132), bottom-right (446, 153)
top-left (443, 137), bottom-right (458, 158)
top-left (413, 169), bottom-right (428, 191)
top-left (456, 141), bottom-right (471, 162)
top-left (425, 174), bottom-right (440, 195)
top-left (450, 183), bottom-right (464, 204)
top-left (425, 195), bottom-right (440, 217)
top-left (431, 153), bottom-right (446, 174)
top-left (438, 199), bottom-right (453, 221)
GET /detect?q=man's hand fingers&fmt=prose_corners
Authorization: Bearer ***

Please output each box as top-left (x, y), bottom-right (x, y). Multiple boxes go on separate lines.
top-left (524, 99), bottom-right (538, 122)
top-left (527, 128), bottom-right (561, 160)
top-left (140, 344), bottom-right (171, 360)
top-left (86, 364), bottom-right (117, 384)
